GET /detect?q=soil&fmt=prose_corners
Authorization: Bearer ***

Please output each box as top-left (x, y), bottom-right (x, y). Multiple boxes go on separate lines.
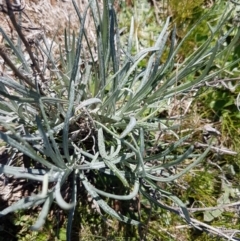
top-left (0, 0), bottom-right (93, 39)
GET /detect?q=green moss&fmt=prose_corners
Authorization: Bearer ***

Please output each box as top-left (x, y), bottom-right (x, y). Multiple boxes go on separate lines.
top-left (183, 170), bottom-right (218, 205)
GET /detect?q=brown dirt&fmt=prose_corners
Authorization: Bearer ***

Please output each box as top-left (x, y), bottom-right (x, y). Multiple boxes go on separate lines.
top-left (0, 0), bottom-right (95, 37)
top-left (0, 0), bottom-right (103, 59)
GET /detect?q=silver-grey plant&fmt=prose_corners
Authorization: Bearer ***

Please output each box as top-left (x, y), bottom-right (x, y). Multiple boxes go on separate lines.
top-left (0, 0), bottom-right (239, 240)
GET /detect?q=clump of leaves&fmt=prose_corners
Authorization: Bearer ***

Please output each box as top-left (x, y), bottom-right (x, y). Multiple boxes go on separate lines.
top-left (0, 0), bottom-right (240, 240)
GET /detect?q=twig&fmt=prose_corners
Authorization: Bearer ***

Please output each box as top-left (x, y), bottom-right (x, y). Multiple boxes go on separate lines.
top-left (0, 0), bottom-right (25, 13)
top-left (187, 201), bottom-right (240, 213)
top-left (156, 199), bottom-right (240, 240)
top-left (5, 0), bottom-right (45, 84)
top-left (194, 142), bottom-right (237, 155)
top-left (150, 0), bottom-right (161, 25)
top-left (191, 218), bottom-right (239, 240)
top-left (0, 45), bottom-right (36, 89)
top-left (197, 77), bottom-right (240, 89)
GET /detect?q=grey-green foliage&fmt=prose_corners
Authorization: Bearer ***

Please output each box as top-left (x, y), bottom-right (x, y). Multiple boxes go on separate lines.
top-left (0, 0), bottom-right (239, 240)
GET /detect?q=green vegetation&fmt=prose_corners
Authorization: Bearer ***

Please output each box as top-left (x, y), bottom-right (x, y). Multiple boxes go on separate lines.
top-left (0, 0), bottom-right (240, 240)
